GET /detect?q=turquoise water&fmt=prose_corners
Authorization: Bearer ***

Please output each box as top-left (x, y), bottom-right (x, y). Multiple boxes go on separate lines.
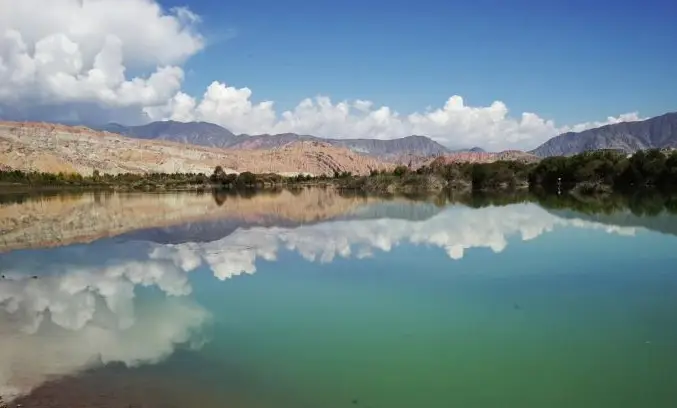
top-left (2, 193), bottom-right (677, 407)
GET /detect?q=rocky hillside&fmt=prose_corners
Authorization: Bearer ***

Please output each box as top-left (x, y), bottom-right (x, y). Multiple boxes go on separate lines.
top-left (0, 121), bottom-right (392, 176)
top-left (531, 112), bottom-right (677, 157)
top-left (99, 121), bottom-right (453, 158)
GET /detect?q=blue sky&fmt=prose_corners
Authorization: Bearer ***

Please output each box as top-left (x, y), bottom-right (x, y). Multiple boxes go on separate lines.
top-left (1, 0), bottom-right (675, 149)
top-left (167, 0), bottom-right (676, 125)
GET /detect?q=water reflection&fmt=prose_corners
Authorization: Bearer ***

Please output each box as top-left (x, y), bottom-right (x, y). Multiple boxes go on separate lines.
top-left (1, 189), bottom-right (677, 405)
top-left (0, 246), bottom-right (210, 401)
top-left (3, 188), bottom-right (677, 253)
top-left (0, 188), bottom-right (388, 252)
top-left (1, 198), bottom-right (645, 286)
top-left (140, 203), bottom-right (639, 281)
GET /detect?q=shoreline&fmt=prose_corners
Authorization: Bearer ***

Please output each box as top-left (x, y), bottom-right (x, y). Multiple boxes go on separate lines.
top-left (2, 186), bottom-right (676, 254)
top-left (4, 146), bottom-right (677, 195)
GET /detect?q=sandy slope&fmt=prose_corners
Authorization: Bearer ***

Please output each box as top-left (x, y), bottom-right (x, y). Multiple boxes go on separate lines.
top-left (0, 121), bottom-right (392, 176)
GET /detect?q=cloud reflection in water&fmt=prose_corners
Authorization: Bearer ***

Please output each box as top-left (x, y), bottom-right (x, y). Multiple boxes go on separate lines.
top-left (150, 203), bottom-right (637, 279)
top-left (0, 251), bottom-right (210, 401)
top-left (0, 202), bottom-right (638, 400)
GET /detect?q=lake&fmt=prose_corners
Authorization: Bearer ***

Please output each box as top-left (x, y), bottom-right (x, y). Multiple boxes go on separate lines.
top-left (1, 188), bottom-right (677, 408)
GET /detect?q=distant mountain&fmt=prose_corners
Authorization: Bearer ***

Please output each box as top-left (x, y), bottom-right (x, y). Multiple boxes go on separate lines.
top-left (453, 146), bottom-right (485, 153)
top-left (97, 121), bottom-right (455, 159)
top-left (531, 112), bottom-right (677, 157)
top-left (99, 121), bottom-right (236, 147)
top-left (1, 121), bottom-right (391, 177)
top-left (328, 135), bottom-right (450, 158)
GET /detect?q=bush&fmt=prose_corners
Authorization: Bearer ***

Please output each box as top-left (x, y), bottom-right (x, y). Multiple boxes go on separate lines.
top-left (393, 166), bottom-right (409, 177)
top-left (236, 171), bottom-right (257, 186)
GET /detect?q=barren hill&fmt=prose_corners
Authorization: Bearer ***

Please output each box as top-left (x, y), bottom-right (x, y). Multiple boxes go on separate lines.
top-left (0, 121), bottom-right (392, 176)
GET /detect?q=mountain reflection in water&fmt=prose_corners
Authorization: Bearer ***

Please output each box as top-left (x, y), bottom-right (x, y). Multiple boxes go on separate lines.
top-left (1, 188), bottom-right (677, 407)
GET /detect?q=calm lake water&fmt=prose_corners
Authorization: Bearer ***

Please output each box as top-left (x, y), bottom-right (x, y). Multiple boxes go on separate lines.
top-left (1, 189), bottom-right (677, 408)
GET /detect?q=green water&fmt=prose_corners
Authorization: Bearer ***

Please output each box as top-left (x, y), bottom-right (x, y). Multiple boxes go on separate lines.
top-left (2, 192), bottom-right (677, 407)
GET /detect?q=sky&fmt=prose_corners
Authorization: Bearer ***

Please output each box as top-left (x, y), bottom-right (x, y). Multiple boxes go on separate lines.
top-left (0, 0), bottom-right (675, 150)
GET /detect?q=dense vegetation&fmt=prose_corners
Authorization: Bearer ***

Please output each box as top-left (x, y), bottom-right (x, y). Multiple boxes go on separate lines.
top-left (2, 148), bottom-right (676, 193)
top-left (348, 149), bottom-right (677, 193)
top-left (529, 149), bottom-right (677, 192)
top-left (0, 169), bottom-right (209, 189)
top-left (0, 167), bottom-right (285, 190)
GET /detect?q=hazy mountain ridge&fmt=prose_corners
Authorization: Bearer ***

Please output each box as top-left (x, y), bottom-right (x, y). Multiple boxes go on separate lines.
top-left (101, 121), bottom-right (237, 147)
top-left (531, 112), bottom-right (677, 157)
top-left (98, 121), bottom-right (478, 158)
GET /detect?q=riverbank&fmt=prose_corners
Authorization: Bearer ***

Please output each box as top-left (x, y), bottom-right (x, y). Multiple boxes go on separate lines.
top-left (3, 146), bottom-right (677, 195)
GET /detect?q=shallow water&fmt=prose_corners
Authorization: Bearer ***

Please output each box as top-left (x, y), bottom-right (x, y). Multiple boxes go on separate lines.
top-left (1, 190), bottom-right (677, 407)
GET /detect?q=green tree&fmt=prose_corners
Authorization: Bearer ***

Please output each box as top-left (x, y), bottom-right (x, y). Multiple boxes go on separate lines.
top-left (393, 165), bottom-right (409, 177)
top-left (236, 171), bottom-right (257, 186)
top-left (210, 165), bottom-right (226, 183)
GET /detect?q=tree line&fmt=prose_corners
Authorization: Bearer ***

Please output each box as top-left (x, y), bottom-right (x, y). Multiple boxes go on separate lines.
top-left (2, 148), bottom-right (677, 192)
top-left (0, 169), bottom-right (210, 188)
top-left (529, 149), bottom-right (677, 191)
top-left (376, 148), bottom-right (677, 192)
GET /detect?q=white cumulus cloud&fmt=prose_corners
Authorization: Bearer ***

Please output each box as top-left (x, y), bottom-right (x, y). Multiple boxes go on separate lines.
top-left (0, 0), bottom-right (202, 123)
top-left (0, 0), bottom-right (642, 149)
top-left (145, 84), bottom-right (642, 150)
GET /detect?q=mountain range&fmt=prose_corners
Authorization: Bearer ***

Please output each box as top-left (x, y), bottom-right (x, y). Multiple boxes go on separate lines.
top-left (97, 111), bottom-right (677, 159)
top-left (530, 112), bottom-right (677, 157)
top-left (95, 121), bottom-right (484, 159)
top-left (0, 121), bottom-right (393, 176)
top-left (2, 111), bottom-right (675, 170)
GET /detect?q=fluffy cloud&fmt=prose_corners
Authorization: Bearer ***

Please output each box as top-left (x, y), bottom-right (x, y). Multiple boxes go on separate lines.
top-left (0, 0), bottom-right (202, 123)
top-left (149, 87), bottom-right (642, 150)
top-left (148, 87), bottom-right (638, 150)
top-left (0, 0), bottom-right (642, 149)
top-left (566, 112), bottom-right (644, 133)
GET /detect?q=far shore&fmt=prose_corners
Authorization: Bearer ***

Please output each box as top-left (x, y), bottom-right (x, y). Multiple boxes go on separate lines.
top-left (2, 147), bottom-right (677, 195)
